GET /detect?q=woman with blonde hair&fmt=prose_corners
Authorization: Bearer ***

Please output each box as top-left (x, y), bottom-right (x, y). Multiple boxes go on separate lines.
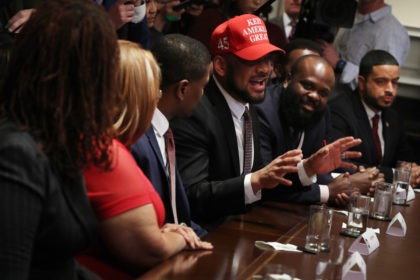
top-left (81, 40), bottom-right (212, 277)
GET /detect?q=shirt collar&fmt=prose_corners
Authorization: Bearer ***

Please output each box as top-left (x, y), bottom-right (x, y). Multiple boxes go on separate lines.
top-left (361, 99), bottom-right (382, 120)
top-left (355, 5), bottom-right (391, 24)
top-left (283, 12), bottom-right (292, 26)
top-left (151, 108), bottom-right (169, 137)
top-left (213, 75), bottom-right (249, 120)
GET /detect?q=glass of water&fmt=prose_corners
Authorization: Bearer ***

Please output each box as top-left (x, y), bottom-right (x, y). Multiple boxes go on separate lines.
top-left (341, 193), bottom-right (370, 237)
top-left (305, 205), bottom-right (333, 253)
top-left (393, 168), bottom-right (411, 205)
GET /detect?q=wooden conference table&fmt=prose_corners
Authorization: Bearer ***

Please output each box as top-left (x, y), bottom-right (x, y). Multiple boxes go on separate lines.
top-left (138, 193), bottom-right (420, 279)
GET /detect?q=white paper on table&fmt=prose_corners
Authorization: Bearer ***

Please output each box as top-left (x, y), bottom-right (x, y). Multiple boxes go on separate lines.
top-left (407, 186), bottom-right (415, 201)
top-left (386, 212), bottom-right (407, 237)
top-left (255, 241), bottom-right (302, 252)
top-left (348, 229), bottom-right (380, 255)
top-left (342, 251), bottom-right (366, 280)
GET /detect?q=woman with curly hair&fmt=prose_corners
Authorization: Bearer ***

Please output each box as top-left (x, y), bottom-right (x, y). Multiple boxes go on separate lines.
top-left (0, 0), bottom-right (121, 278)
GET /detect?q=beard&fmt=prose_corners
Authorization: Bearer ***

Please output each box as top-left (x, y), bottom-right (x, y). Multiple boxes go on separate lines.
top-left (224, 65), bottom-right (265, 104)
top-left (280, 86), bottom-right (326, 130)
top-left (362, 89), bottom-right (392, 111)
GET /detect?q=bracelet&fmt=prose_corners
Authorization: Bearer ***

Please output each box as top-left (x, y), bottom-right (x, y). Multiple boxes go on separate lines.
top-left (335, 59), bottom-right (347, 74)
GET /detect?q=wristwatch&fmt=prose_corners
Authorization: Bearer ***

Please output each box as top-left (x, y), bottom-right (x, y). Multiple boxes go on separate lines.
top-left (335, 59), bottom-right (347, 74)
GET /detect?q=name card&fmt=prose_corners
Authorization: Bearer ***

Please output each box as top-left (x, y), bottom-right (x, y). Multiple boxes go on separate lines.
top-left (342, 251), bottom-right (366, 280)
top-left (348, 229), bottom-right (380, 255)
top-left (386, 212), bottom-right (407, 237)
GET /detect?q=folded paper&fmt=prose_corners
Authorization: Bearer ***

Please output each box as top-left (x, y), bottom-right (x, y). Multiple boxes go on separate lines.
top-left (342, 251), bottom-right (366, 280)
top-left (386, 212), bottom-right (407, 237)
top-left (255, 241), bottom-right (302, 252)
top-left (348, 229), bottom-right (380, 255)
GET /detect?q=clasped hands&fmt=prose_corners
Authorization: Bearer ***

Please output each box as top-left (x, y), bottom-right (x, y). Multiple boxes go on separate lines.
top-left (161, 223), bottom-right (213, 250)
top-left (329, 166), bottom-right (384, 206)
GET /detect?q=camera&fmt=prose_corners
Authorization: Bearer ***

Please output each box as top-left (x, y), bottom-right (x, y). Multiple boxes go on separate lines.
top-left (294, 0), bottom-right (357, 42)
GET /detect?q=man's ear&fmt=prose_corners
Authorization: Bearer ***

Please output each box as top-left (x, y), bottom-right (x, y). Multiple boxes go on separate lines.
top-left (283, 72), bottom-right (292, 88)
top-left (176, 79), bottom-right (189, 100)
top-left (213, 55), bottom-right (227, 77)
top-left (358, 75), bottom-right (365, 96)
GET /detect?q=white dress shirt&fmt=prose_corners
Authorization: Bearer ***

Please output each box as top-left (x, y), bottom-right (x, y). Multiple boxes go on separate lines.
top-left (151, 108), bottom-right (170, 175)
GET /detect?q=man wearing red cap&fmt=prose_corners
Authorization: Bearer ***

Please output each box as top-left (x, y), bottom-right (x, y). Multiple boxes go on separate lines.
top-left (171, 14), bottom-right (361, 230)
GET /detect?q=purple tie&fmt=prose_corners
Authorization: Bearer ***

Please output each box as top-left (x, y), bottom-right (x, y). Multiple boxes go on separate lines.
top-left (243, 107), bottom-right (253, 174)
top-left (288, 19), bottom-right (297, 41)
top-left (371, 114), bottom-right (382, 162)
top-left (164, 128), bottom-right (178, 224)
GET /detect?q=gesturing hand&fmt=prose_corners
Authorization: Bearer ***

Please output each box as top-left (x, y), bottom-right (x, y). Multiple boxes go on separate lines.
top-left (251, 149), bottom-right (303, 192)
top-left (303, 136), bottom-right (362, 177)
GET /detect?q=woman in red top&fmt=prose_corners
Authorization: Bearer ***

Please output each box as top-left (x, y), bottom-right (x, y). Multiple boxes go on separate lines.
top-left (82, 40), bottom-right (212, 275)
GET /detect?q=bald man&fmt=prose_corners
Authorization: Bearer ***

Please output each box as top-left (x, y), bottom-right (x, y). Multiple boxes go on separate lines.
top-left (257, 54), bottom-right (383, 205)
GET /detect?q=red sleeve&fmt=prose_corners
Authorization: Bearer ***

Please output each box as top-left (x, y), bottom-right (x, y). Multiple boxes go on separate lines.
top-left (84, 140), bottom-right (165, 227)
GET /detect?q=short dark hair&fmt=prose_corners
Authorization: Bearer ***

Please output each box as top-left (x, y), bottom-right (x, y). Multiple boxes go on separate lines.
top-left (283, 38), bottom-right (323, 64)
top-left (0, 0), bottom-right (120, 177)
top-left (152, 34), bottom-right (211, 88)
top-left (359, 50), bottom-right (399, 79)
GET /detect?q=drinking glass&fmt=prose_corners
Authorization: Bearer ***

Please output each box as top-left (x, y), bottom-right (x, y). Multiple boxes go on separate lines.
top-left (393, 168), bottom-right (411, 205)
top-left (341, 193), bottom-right (370, 237)
top-left (305, 205), bottom-right (333, 253)
top-left (371, 182), bottom-right (395, 220)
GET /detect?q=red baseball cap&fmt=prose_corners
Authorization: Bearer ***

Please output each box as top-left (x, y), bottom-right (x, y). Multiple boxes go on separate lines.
top-left (210, 14), bottom-right (285, 61)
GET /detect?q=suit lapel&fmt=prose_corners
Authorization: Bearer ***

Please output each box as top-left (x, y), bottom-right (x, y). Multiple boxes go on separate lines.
top-left (381, 111), bottom-right (392, 163)
top-left (206, 79), bottom-right (241, 175)
top-left (145, 127), bottom-right (168, 176)
top-left (353, 93), bottom-right (380, 164)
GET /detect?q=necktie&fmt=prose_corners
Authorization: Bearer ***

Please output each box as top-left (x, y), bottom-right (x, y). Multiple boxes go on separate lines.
top-left (164, 128), bottom-right (178, 224)
top-left (288, 19), bottom-right (297, 41)
top-left (371, 114), bottom-right (382, 162)
top-left (290, 128), bottom-right (302, 149)
top-left (243, 107), bottom-right (253, 174)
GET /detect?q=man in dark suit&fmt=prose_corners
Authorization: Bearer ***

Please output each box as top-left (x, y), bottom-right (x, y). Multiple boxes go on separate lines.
top-left (171, 14), bottom-right (362, 230)
top-left (329, 50), bottom-right (417, 182)
top-left (271, 0), bottom-right (301, 42)
top-left (258, 52), bottom-right (382, 205)
top-left (131, 34), bottom-right (212, 236)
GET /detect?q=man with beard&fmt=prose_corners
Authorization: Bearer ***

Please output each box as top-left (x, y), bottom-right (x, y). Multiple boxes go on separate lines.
top-left (170, 14), bottom-right (362, 230)
top-left (329, 50), bottom-right (417, 183)
top-left (258, 54), bottom-right (382, 204)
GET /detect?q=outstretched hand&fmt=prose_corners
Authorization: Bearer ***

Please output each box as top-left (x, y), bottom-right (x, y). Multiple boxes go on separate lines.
top-left (303, 137), bottom-right (362, 177)
top-left (251, 149), bottom-right (303, 192)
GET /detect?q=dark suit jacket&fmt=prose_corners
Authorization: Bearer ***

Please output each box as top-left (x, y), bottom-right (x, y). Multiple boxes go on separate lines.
top-left (132, 127), bottom-right (190, 224)
top-left (131, 127), bottom-right (206, 236)
top-left (170, 77), bottom-right (263, 230)
top-left (256, 84), bottom-right (334, 204)
top-left (270, 14), bottom-right (288, 43)
top-left (0, 121), bottom-right (98, 279)
top-left (329, 89), bottom-right (414, 182)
